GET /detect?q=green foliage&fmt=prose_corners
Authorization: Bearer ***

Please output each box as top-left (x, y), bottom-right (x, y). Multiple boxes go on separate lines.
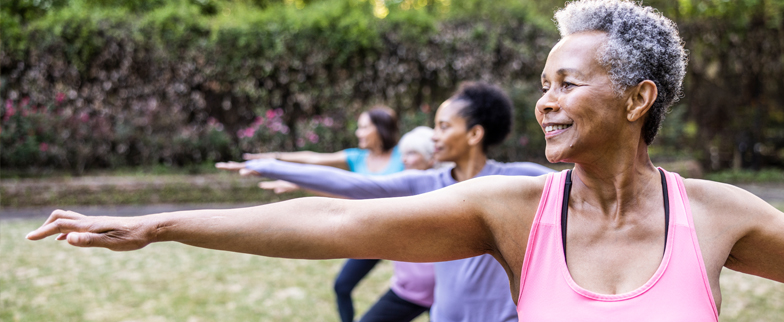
top-left (2, 0), bottom-right (783, 173)
top-left (705, 168), bottom-right (784, 183)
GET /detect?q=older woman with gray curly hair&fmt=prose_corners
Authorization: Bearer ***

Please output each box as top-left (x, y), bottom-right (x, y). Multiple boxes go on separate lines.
top-left (27, 0), bottom-right (784, 320)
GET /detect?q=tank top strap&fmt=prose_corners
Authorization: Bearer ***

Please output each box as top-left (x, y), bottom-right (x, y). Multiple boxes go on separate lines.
top-left (518, 169), bottom-right (568, 304)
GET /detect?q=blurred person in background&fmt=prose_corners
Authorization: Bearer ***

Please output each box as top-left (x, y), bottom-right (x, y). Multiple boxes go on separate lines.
top-left (258, 126), bottom-right (442, 321)
top-left (247, 105), bottom-right (405, 322)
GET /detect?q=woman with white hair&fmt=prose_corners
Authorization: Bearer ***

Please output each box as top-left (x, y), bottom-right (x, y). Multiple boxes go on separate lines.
top-left (28, 1), bottom-right (784, 320)
top-left (259, 126), bottom-right (442, 322)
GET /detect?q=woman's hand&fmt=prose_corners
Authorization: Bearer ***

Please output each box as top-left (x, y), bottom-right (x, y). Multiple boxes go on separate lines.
top-left (26, 210), bottom-right (156, 251)
top-left (243, 152), bottom-right (277, 160)
top-left (259, 180), bottom-right (301, 194)
top-left (215, 161), bottom-right (260, 176)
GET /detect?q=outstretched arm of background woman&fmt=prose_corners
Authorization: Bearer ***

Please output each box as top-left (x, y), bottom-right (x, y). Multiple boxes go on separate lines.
top-left (24, 177), bottom-right (516, 263)
top-left (243, 151), bottom-right (349, 170)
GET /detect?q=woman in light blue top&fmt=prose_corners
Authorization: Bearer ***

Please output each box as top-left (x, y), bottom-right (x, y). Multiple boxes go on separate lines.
top-left (244, 106), bottom-right (404, 175)
top-left (247, 106), bottom-right (404, 322)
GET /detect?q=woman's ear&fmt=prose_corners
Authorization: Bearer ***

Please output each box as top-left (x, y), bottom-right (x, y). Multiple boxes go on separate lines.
top-left (467, 125), bottom-right (485, 147)
top-left (626, 80), bottom-right (658, 122)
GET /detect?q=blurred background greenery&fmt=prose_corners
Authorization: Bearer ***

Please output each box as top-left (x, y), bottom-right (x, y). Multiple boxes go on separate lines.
top-left (1, 0), bottom-right (783, 177)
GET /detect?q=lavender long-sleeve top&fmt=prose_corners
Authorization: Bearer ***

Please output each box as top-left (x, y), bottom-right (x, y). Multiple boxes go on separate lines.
top-left (246, 159), bottom-right (553, 322)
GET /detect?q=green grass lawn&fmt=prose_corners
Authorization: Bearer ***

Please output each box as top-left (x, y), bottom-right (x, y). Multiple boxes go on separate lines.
top-left (3, 216), bottom-right (784, 322)
top-left (1, 219), bottom-right (428, 322)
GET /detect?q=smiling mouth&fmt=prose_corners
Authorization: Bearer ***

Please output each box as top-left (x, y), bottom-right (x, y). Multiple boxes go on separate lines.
top-left (545, 124), bottom-right (572, 133)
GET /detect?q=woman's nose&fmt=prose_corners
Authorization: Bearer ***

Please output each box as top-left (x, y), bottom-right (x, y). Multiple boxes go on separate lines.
top-left (536, 92), bottom-right (560, 114)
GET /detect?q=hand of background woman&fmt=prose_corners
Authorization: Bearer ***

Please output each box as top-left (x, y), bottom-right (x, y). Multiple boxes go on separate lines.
top-left (259, 180), bottom-right (301, 194)
top-left (25, 210), bottom-right (155, 251)
top-left (215, 161), bottom-right (261, 176)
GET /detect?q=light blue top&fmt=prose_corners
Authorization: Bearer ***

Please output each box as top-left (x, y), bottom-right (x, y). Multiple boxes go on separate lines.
top-left (344, 147), bottom-right (404, 175)
top-left (246, 158), bottom-right (554, 322)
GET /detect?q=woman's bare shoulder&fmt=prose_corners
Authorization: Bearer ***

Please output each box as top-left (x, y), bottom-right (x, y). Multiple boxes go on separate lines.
top-left (683, 178), bottom-right (770, 214)
top-left (456, 174), bottom-right (550, 202)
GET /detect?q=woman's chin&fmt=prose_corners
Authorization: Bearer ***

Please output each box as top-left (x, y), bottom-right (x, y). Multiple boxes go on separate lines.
top-left (545, 147), bottom-right (570, 164)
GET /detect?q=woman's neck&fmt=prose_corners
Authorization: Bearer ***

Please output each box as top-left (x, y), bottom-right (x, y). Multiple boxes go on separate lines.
top-left (451, 149), bottom-right (488, 182)
top-left (570, 137), bottom-right (660, 220)
top-left (367, 144), bottom-right (387, 156)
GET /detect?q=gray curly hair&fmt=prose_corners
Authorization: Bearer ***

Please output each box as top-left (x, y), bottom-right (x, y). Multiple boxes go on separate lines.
top-left (554, 0), bottom-right (688, 145)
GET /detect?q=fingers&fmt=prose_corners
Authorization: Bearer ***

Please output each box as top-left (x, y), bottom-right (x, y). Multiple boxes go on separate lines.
top-left (27, 217), bottom-right (86, 241)
top-left (215, 161), bottom-right (247, 171)
top-left (65, 232), bottom-right (105, 248)
top-left (239, 169), bottom-right (260, 177)
top-left (27, 210), bottom-right (86, 240)
top-left (41, 209), bottom-right (84, 226)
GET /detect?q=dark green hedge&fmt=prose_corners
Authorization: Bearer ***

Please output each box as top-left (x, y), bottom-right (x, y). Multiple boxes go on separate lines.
top-left (2, 0), bottom-right (783, 174)
top-left (0, 0), bottom-right (556, 174)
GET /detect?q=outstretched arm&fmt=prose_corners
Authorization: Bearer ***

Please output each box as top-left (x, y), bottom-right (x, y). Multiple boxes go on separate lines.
top-left (243, 151), bottom-right (348, 170)
top-left (217, 159), bottom-right (425, 199)
top-left (25, 178), bottom-right (507, 263)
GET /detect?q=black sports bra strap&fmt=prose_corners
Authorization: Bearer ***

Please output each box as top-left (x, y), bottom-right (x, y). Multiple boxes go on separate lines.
top-left (560, 169), bottom-right (670, 263)
top-left (659, 168), bottom-right (670, 252)
top-left (561, 170), bottom-right (573, 260)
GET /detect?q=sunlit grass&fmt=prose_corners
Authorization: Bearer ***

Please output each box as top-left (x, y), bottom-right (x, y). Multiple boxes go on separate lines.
top-left (3, 215), bottom-right (783, 321)
top-left (1, 219), bottom-right (428, 322)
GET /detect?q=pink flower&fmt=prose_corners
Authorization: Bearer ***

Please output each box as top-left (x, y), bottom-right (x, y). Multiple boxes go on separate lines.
top-left (274, 108), bottom-right (284, 117)
top-left (307, 132), bottom-right (319, 144)
top-left (4, 103), bottom-right (15, 121)
top-left (78, 112), bottom-right (90, 123)
top-left (296, 138), bottom-right (305, 147)
top-left (207, 117), bottom-right (218, 125)
top-left (39, 142), bottom-right (49, 152)
top-left (56, 93), bottom-right (65, 104)
top-left (323, 117), bottom-right (334, 127)
top-left (266, 110), bottom-right (276, 119)
top-left (237, 129), bottom-right (245, 138)
top-left (21, 97), bottom-right (29, 107)
top-left (244, 127), bottom-right (256, 138)
top-left (280, 125), bottom-right (289, 134)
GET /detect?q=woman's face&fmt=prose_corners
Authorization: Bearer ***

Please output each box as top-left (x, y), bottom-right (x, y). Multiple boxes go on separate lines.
top-left (403, 150), bottom-right (433, 170)
top-left (355, 112), bottom-right (381, 150)
top-left (536, 31), bottom-right (630, 164)
top-left (432, 99), bottom-right (473, 162)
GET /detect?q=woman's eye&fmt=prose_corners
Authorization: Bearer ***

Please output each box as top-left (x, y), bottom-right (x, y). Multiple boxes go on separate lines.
top-left (540, 87), bottom-right (549, 95)
top-left (563, 82), bottom-right (576, 88)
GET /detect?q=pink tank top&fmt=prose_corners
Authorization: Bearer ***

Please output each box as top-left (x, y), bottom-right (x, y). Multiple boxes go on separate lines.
top-left (517, 169), bottom-right (718, 321)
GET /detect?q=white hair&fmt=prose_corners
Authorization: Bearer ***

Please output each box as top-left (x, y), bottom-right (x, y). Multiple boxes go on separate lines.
top-left (399, 126), bottom-right (435, 161)
top-left (554, 0), bottom-right (688, 144)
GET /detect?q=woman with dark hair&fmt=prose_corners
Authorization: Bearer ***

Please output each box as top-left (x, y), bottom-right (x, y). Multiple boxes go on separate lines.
top-left (244, 105), bottom-right (401, 175)
top-left (245, 105), bottom-right (404, 322)
top-left (27, 1), bottom-right (784, 320)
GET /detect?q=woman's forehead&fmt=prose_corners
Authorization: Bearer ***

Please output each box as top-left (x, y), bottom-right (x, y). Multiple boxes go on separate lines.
top-left (435, 99), bottom-right (470, 122)
top-left (542, 32), bottom-right (608, 79)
